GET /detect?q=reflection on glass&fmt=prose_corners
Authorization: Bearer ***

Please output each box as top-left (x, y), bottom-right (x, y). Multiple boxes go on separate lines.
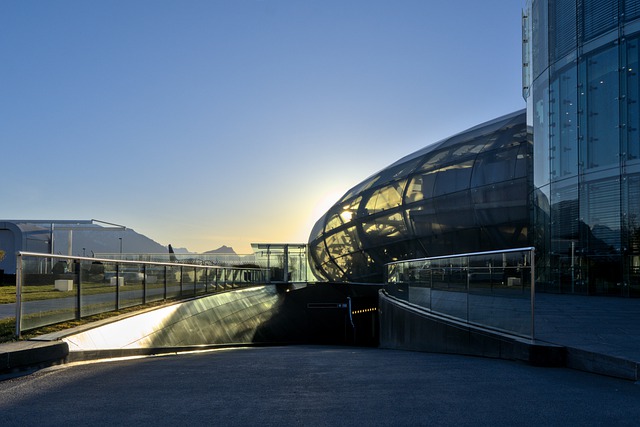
top-left (384, 248), bottom-right (533, 338)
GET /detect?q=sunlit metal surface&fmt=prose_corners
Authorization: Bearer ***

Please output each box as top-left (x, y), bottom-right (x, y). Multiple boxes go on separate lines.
top-left (62, 286), bottom-right (282, 350)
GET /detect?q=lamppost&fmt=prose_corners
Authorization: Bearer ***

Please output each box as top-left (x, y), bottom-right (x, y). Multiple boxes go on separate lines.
top-left (119, 238), bottom-right (123, 256)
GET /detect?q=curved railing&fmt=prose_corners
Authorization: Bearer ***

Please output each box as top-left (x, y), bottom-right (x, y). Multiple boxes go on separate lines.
top-left (384, 247), bottom-right (535, 339)
top-left (15, 251), bottom-right (270, 337)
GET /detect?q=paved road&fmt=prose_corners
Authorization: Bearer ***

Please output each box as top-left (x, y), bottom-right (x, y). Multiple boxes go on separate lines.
top-left (1, 346), bottom-right (639, 426)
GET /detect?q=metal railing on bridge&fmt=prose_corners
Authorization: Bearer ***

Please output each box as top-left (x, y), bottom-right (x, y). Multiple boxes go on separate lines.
top-left (15, 251), bottom-right (270, 337)
top-left (385, 247), bottom-right (535, 339)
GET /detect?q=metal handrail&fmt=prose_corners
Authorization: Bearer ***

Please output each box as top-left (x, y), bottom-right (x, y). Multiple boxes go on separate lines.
top-left (384, 247), bottom-right (536, 339)
top-left (385, 246), bottom-right (536, 266)
top-left (15, 251), bottom-right (270, 337)
top-left (17, 251), bottom-right (267, 271)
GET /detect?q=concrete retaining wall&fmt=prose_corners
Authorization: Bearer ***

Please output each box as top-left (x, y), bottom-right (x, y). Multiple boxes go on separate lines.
top-left (379, 290), bottom-right (564, 367)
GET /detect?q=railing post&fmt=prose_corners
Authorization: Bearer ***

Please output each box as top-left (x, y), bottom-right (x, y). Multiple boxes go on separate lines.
top-left (15, 252), bottom-right (23, 338)
top-left (116, 263), bottom-right (120, 311)
top-left (531, 248), bottom-right (536, 340)
top-left (163, 265), bottom-right (167, 300)
top-left (76, 260), bottom-right (82, 320)
top-left (143, 264), bottom-right (147, 304)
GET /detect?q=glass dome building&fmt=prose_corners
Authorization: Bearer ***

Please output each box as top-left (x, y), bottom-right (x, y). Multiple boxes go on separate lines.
top-left (308, 110), bottom-right (532, 283)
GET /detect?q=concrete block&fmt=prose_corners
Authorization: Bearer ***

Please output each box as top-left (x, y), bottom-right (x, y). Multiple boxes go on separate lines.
top-left (54, 279), bottom-right (73, 292)
top-left (110, 277), bottom-right (125, 287)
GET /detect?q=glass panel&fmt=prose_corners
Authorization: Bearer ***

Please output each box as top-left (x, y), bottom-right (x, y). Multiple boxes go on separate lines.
top-left (624, 174), bottom-right (640, 296)
top-left (363, 180), bottom-right (406, 214)
top-left (333, 251), bottom-right (374, 280)
top-left (626, 0), bottom-right (640, 21)
top-left (580, 177), bottom-right (623, 295)
top-left (145, 264), bottom-right (166, 302)
top-left (430, 257), bottom-right (468, 320)
top-left (550, 65), bottom-right (579, 178)
top-left (407, 202), bottom-right (440, 238)
top-left (549, 180), bottom-right (580, 293)
top-left (627, 37), bottom-right (640, 160)
top-left (531, 0), bottom-right (549, 80)
top-left (432, 160), bottom-right (474, 196)
top-left (582, 178), bottom-right (621, 252)
top-left (404, 172), bottom-right (437, 204)
top-left (166, 266), bottom-right (181, 298)
top-left (81, 261), bottom-right (117, 317)
top-left (324, 196), bottom-right (361, 232)
top-left (417, 149), bottom-right (453, 172)
top-left (362, 211), bottom-right (408, 241)
top-left (472, 179), bottom-right (529, 227)
top-left (319, 259), bottom-right (345, 282)
top-left (309, 213), bottom-right (327, 242)
top-left (552, 0), bottom-right (577, 60)
top-left (471, 147), bottom-right (519, 187)
top-left (384, 249), bottom-right (534, 338)
top-left (581, 0), bottom-right (618, 42)
top-left (21, 256), bottom-right (77, 330)
top-left (119, 264), bottom-right (144, 308)
top-left (433, 191), bottom-right (474, 231)
top-left (533, 70), bottom-right (551, 190)
top-left (585, 45), bottom-right (620, 169)
top-left (324, 226), bottom-right (362, 259)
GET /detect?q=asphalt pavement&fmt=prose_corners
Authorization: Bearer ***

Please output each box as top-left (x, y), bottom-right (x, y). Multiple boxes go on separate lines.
top-left (0, 346), bottom-right (639, 426)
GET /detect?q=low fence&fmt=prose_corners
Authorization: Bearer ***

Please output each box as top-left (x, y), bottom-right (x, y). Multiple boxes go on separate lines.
top-left (15, 251), bottom-right (270, 337)
top-left (385, 247), bottom-right (535, 339)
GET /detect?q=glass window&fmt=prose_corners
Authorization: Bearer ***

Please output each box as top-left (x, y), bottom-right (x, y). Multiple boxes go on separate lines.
top-left (581, 178), bottom-right (621, 253)
top-left (472, 179), bottom-right (528, 227)
top-left (552, 0), bottom-right (577, 60)
top-left (433, 191), bottom-right (474, 231)
top-left (405, 172), bottom-right (437, 204)
top-left (581, 0), bottom-right (618, 42)
top-left (417, 149), bottom-right (452, 172)
top-left (432, 160), bottom-right (474, 196)
top-left (362, 211), bottom-right (408, 240)
top-left (470, 147), bottom-right (518, 187)
top-left (363, 180), bottom-right (406, 214)
top-left (627, 37), bottom-right (640, 160)
top-left (324, 226), bottom-right (362, 259)
top-left (550, 65), bottom-right (579, 177)
top-left (332, 251), bottom-right (374, 280)
top-left (324, 196), bottom-right (361, 233)
top-left (407, 203), bottom-right (440, 237)
top-left (531, 0), bottom-right (549, 80)
top-left (624, 174), bottom-right (640, 254)
top-left (309, 214), bottom-right (327, 242)
top-left (533, 70), bottom-right (551, 190)
top-left (584, 45), bottom-right (620, 169)
top-left (626, 0), bottom-right (640, 21)
top-left (550, 180), bottom-right (580, 253)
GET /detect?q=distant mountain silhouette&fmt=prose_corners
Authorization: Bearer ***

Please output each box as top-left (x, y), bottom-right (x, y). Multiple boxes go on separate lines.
top-left (204, 245), bottom-right (236, 255)
top-left (54, 228), bottom-right (168, 256)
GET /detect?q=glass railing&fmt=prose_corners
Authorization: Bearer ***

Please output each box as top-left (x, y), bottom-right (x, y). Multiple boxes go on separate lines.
top-left (14, 251), bottom-right (270, 336)
top-left (385, 247), bottom-right (535, 339)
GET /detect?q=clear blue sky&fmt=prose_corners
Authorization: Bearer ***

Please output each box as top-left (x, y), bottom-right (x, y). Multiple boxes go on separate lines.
top-left (1, 1), bottom-right (526, 254)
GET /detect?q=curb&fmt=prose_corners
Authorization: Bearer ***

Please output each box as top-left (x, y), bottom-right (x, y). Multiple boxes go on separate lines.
top-left (0, 341), bottom-right (69, 378)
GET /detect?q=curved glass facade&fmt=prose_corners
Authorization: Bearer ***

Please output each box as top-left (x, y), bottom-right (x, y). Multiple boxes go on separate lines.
top-left (309, 110), bottom-right (532, 283)
top-left (531, 0), bottom-right (640, 296)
